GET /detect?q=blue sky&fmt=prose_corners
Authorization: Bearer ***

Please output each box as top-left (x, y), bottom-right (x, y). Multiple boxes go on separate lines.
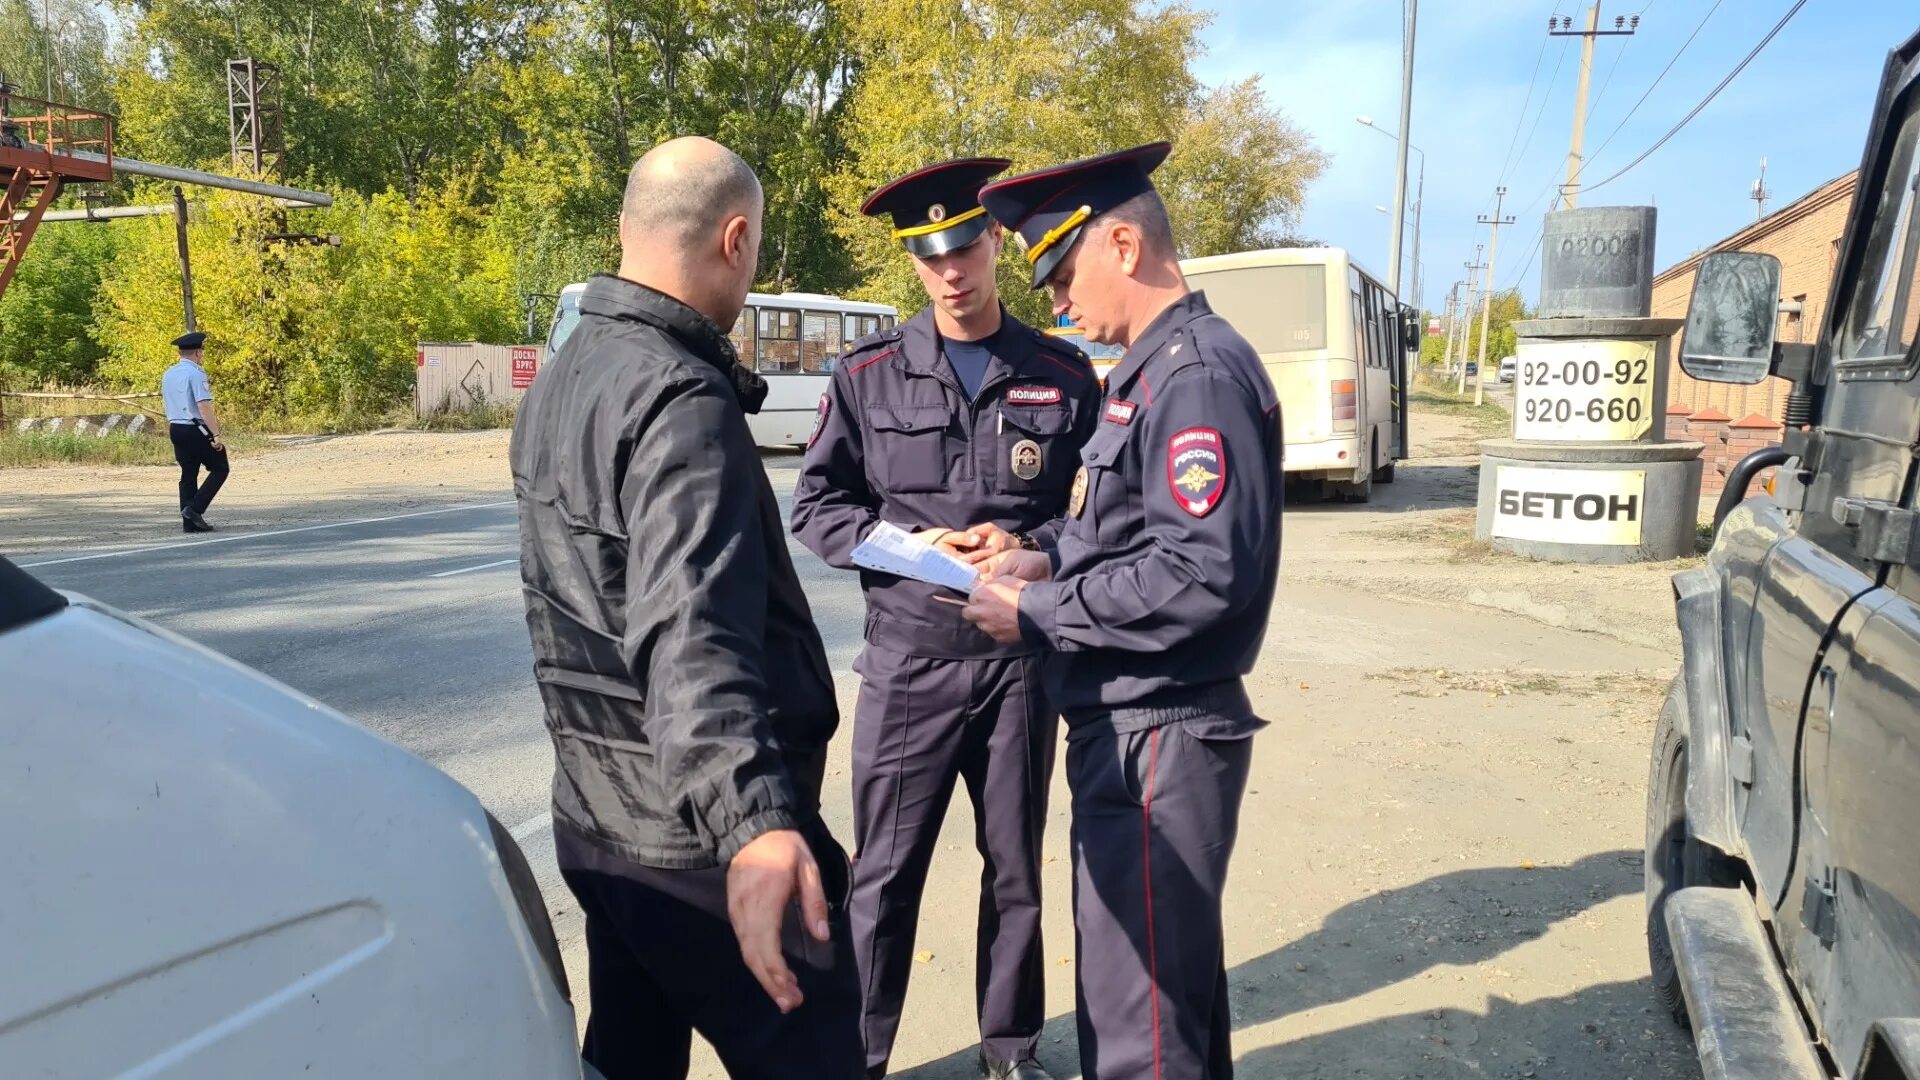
top-left (1192, 0), bottom-right (1918, 314)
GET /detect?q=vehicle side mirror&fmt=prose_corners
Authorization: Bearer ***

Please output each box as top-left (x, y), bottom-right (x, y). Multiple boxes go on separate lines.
top-left (1401, 307), bottom-right (1421, 351)
top-left (1679, 252), bottom-right (1780, 385)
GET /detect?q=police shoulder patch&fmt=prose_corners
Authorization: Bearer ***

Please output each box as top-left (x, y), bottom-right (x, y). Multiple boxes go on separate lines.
top-left (807, 393), bottom-right (831, 449)
top-left (1167, 426), bottom-right (1226, 517)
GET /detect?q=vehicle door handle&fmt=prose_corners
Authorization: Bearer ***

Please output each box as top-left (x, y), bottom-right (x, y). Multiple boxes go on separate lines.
top-left (1818, 665), bottom-right (1837, 720)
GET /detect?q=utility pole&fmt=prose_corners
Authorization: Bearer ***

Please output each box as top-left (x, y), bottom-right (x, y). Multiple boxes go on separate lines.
top-left (1387, 0), bottom-right (1418, 300)
top-left (1552, 5), bottom-right (1639, 209)
top-left (1438, 282), bottom-right (1461, 382)
top-left (1475, 190), bottom-right (1515, 407)
top-left (173, 186), bottom-right (197, 333)
top-left (1456, 248), bottom-right (1484, 393)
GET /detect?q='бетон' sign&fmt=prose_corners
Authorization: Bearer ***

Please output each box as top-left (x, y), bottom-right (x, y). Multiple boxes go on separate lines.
top-left (1492, 466), bottom-right (1646, 546)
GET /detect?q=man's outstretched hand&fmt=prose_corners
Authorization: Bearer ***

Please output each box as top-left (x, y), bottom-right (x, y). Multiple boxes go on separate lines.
top-left (727, 828), bottom-right (830, 1013)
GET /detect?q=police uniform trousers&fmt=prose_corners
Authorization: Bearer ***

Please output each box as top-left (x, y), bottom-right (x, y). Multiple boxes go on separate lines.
top-left (168, 421), bottom-right (229, 515)
top-left (1068, 716), bottom-right (1255, 1080)
top-left (554, 820), bottom-right (865, 1080)
top-left (849, 642), bottom-right (1055, 1077)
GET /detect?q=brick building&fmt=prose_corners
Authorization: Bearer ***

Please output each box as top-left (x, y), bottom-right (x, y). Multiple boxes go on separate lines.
top-left (1649, 170), bottom-right (1857, 495)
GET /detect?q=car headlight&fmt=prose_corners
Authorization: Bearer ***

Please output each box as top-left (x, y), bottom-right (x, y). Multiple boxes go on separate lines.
top-left (484, 810), bottom-right (571, 1003)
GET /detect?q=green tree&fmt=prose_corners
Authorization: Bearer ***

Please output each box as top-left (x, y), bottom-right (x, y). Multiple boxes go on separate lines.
top-left (825, 0), bottom-right (1323, 327)
top-left (0, 0), bottom-right (115, 109)
top-left (95, 177), bottom-right (518, 428)
top-left (0, 221), bottom-right (120, 385)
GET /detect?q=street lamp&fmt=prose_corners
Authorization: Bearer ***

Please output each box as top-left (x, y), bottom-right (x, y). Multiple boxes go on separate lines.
top-left (1357, 115), bottom-right (1426, 315)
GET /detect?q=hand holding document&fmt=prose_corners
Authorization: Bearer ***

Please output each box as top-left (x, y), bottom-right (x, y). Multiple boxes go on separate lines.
top-left (851, 522), bottom-right (982, 593)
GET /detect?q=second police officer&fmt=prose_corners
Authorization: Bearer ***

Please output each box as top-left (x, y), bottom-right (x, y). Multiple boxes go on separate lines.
top-left (966, 143), bottom-right (1285, 1080)
top-left (791, 157), bottom-right (1101, 1080)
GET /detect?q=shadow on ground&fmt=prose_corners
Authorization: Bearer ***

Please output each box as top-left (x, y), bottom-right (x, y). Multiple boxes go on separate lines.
top-left (894, 850), bottom-right (1696, 1080)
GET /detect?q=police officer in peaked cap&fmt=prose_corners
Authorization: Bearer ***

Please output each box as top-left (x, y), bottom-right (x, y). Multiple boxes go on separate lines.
top-left (791, 157), bottom-right (1101, 1080)
top-left (161, 330), bottom-right (230, 533)
top-left (963, 143), bottom-right (1285, 1079)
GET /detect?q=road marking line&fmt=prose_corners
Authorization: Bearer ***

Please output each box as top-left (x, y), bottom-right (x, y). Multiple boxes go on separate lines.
top-left (19, 500), bottom-right (516, 569)
top-left (431, 558), bottom-right (518, 578)
top-left (510, 813), bottom-right (551, 842)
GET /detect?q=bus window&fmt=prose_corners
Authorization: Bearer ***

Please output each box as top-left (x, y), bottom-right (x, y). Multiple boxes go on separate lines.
top-left (730, 307), bottom-right (756, 361)
top-left (1351, 291), bottom-right (1370, 368)
top-left (882, 314), bottom-right (896, 330)
top-left (1184, 264), bottom-right (1328, 353)
top-left (803, 311), bottom-right (842, 373)
top-left (546, 292), bottom-right (583, 355)
top-left (758, 308), bottom-right (801, 373)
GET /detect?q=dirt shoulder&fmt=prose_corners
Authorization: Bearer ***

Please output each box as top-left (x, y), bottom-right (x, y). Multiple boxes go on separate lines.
top-left (1, 430), bottom-right (513, 557)
top-left (1284, 406), bottom-right (1686, 657)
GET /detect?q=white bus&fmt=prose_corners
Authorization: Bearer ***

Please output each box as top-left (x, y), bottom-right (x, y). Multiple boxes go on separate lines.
top-left (1179, 248), bottom-right (1416, 502)
top-left (546, 284), bottom-right (898, 448)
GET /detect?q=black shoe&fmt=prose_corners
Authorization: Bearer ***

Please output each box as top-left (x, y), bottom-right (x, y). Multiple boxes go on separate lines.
top-left (182, 509), bottom-right (214, 532)
top-left (980, 1051), bottom-right (1053, 1080)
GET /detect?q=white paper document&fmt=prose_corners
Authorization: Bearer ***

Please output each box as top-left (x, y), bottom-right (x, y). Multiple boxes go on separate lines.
top-left (850, 522), bottom-right (981, 593)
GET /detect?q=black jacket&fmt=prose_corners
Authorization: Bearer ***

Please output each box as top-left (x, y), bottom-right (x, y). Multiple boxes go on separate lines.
top-left (1016, 292), bottom-right (1282, 737)
top-left (511, 274), bottom-right (839, 869)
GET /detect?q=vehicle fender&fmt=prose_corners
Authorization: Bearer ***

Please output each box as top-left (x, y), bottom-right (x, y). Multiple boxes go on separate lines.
top-left (1856, 1019), bottom-right (1920, 1080)
top-left (1674, 565), bottom-right (1742, 860)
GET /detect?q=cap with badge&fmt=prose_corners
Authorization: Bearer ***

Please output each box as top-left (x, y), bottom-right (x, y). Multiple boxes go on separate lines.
top-left (861, 157), bottom-right (1014, 259)
top-left (172, 330), bottom-right (207, 351)
top-left (977, 141), bottom-right (1172, 290)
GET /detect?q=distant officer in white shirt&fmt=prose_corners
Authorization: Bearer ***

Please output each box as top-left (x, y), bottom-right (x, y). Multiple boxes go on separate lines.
top-left (161, 331), bottom-right (228, 533)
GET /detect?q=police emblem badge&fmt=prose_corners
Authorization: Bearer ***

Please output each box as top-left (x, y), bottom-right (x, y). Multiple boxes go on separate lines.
top-left (1011, 438), bottom-right (1043, 481)
top-left (1069, 465), bottom-right (1089, 517)
top-left (1167, 426), bottom-right (1226, 517)
top-left (927, 203), bottom-right (947, 223)
top-left (807, 393), bottom-right (831, 449)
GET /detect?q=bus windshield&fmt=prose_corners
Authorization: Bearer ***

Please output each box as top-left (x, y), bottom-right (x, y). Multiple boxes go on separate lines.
top-left (1185, 264), bottom-right (1327, 354)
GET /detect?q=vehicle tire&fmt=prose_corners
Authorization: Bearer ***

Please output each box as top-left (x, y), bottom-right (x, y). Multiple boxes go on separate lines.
top-left (1645, 674), bottom-right (1743, 1028)
top-left (1328, 474), bottom-right (1374, 499)
top-left (1374, 462), bottom-right (1397, 484)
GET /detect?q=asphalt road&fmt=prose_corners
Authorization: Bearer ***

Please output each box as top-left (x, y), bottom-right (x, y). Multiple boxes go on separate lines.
top-left (20, 455), bottom-right (857, 938)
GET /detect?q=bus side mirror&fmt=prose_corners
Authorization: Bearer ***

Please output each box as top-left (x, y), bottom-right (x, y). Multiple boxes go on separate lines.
top-left (1400, 307), bottom-right (1421, 351)
top-left (1679, 252), bottom-right (1779, 385)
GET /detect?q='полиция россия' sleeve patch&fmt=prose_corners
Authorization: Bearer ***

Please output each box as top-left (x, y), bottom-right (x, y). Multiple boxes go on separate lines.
top-left (1167, 426), bottom-right (1226, 517)
top-left (808, 393), bottom-right (830, 449)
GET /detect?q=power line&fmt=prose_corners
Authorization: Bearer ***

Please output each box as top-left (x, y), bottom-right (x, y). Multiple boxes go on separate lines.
top-left (1583, 0), bottom-right (1811, 195)
top-left (1575, 0), bottom-right (1726, 184)
top-left (1497, 21), bottom-right (1555, 185)
top-left (1504, 192), bottom-right (1563, 291)
top-left (1507, 37), bottom-right (1574, 189)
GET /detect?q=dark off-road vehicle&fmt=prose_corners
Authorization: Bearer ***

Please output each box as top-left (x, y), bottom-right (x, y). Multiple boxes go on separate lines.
top-left (1648, 24), bottom-right (1920, 1080)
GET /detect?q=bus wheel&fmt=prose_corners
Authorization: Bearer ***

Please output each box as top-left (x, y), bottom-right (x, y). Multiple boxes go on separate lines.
top-left (1335, 476), bottom-right (1373, 503)
top-left (1373, 462), bottom-right (1396, 484)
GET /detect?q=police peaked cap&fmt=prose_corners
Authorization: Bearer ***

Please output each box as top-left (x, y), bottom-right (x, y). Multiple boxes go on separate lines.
top-left (862, 157), bottom-right (1013, 258)
top-left (172, 331), bottom-right (207, 350)
top-left (978, 141), bottom-right (1172, 289)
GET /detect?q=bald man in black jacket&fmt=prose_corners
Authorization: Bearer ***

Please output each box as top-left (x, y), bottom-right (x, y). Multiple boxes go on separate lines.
top-left (511, 136), bottom-right (861, 1080)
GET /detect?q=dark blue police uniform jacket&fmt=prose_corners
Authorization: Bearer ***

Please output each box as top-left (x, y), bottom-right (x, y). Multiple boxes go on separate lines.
top-left (1016, 292), bottom-right (1283, 736)
top-left (792, 307), bottom-right (1100, 659)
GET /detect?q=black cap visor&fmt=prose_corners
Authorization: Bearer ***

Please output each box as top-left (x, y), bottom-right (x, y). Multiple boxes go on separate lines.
top-left (1029, 225), bottom-right (1085, 290)
top-left (901, 213), bottom-right (990, 259)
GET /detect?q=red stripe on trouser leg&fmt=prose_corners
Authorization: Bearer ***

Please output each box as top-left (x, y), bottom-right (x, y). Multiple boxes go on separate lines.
top-left (1142, 727), bottom-right (1163, 1080)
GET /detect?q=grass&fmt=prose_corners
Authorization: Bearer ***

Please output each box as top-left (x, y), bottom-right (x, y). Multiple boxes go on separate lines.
top-left (1409, 371), bottom-right (1511, 437)
top-left (410, 397), bottom-right (517, 431)
top-left (0, 430), bottom-right (270, 468)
